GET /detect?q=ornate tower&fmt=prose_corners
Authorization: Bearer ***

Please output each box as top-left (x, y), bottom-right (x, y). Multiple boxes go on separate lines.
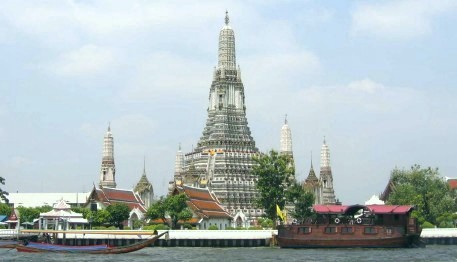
top-left (319, 137), bottom-right (336, 204)
top-left (181, 12), bottom-right (260, 216)
top-left (280, 115), bottom-right (293, 158)
top-left (99, 124), bottom-right (116, 188)
top-left (174, 143), bottom-right (185, 178)
top-left (303, 154), bottom-right (322, 204)
top-left (134, 158), bottom-right (154, 209)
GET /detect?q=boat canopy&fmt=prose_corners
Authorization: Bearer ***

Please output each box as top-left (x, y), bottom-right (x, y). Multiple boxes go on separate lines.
top-left (313, 204), bottom-right (414, 216)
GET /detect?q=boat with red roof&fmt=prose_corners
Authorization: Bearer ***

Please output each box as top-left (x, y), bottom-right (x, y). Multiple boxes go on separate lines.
top-left (277, 204), bottom-right (424, 248)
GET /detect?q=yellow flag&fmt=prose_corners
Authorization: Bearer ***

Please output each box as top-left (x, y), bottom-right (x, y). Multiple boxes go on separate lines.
top-left (276, 204), bottom-right (285, 221)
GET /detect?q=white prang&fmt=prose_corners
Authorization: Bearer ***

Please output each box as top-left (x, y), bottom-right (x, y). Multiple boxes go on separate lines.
top-left (99, 124), bottom-right (116, 188)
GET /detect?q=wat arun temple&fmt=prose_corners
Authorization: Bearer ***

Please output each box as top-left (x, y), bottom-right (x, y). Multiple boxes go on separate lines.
top-left (170, 12), bottom-right (338, 218)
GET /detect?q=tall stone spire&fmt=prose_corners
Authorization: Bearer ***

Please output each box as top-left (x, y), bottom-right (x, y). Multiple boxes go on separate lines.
top-left (174, 143), bottom-right (185, 177)
top-left (218, 11), bottom-right (236, 70)
top-left (99, 124), bottom-right (116, 188)
top-left (134, 157), bottom-right (154, 209)
top-left (180, 11), bottom-right (260, 217)
top-left (319, 137), bottom-right (336, 204)
top-left (280, 114), bottom-right (293, 158)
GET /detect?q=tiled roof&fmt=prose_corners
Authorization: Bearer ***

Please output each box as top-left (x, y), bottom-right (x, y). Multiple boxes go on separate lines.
top-left (102, 188), bottom-right (142, 203)
top-left (177, 185), bottom-right (232, 219)
top-left (110, 201), bottom-right (146, 213)
top-left (181, 185), bottom-right (215, 201)
top-left (87, 187), bottom-right (146, 213)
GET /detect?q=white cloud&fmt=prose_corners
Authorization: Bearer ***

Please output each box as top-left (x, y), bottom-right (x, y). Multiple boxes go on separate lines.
top-left (43, 45), bottom-right (116, 77)
top-left (347, 78), bottom-right (384, 94)
top-left (351, 0), bottom-right (457, 39)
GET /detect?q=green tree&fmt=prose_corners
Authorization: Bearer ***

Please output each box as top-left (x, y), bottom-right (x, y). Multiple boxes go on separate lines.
top-left (166, 194), bottom-right (192, 229)
top-left (387, 165), bottom-right (456, 225)
top-left (436, 213), bottom-right (457, 228)
top-left (88, 209), bottom-right (111, 227)
top-left (71, 206), bottom-right (91, 218)
top-left (0, 203), bottom-right (12, 216)
top-left (146, 193), bottom-right (192, 229)
top-left (17, 206), bottom-right (40, 223)
top-left (106, 203), bottom-right (130, 229)
top-left (146, 197), bottom-right (167, 224)
top-left (251, 150), bottom-right (295, 225)
top-left (0, 176), bottom-right (8, 203)
top-left (286, 181), bottom-right (315, 224)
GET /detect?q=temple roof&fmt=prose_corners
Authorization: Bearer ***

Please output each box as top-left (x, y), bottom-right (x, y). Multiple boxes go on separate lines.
top-left (176, 185), bottom-right (232, 219)
top-left (134, 160), bottom-right (153, 193)
top-left (87, 186), bottom-right (146, 213)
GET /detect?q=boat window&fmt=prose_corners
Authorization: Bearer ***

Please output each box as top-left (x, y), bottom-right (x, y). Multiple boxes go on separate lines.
top-left (324, 227), bottom-right (337, 234)
top-left (341, 227), bottom-right (353, 234)
top-left (298, 227), bottom-right (311, 234)
top-left (364, 227), bottom-right (377, 234)
top-left (385, 227), bottom-right (392, 235)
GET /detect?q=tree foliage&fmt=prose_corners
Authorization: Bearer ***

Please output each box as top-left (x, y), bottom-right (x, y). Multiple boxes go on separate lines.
top-left (105, 203), bottom-right (130, 229)
top-left (71, 206), bottom-right (91, 219)
top-left (286, 181), bottom-right (315, 224)
top-left (146, 193), bottom-right (192, 229)
top-left (146, 197), bottom-right (167, 224)
top-left (0, 203), bottom-right (12, 216)
top-left (251, 150), bottom-right (302, 224)
top-left (87, 209), bottom-right (111, 227)
top-left (0, 176), bottom-right (9, 203)
top-left (16, 205), bottom-right (53, 223)
top-left (387, 165), bottom-right (456, 225)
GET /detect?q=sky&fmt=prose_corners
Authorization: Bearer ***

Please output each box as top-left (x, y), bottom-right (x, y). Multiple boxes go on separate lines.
top-left (1, 0), bottom-right (456, 205)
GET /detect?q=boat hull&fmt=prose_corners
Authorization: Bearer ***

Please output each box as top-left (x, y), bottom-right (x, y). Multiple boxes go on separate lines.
top-left (0, 240), bottom-right (20, 248)
top-left (277, 225), bottom-right (421, 248)
top-left (277, 235), bottom-right (412, 248)
top-left (16, 231), bottom-right (167, 254)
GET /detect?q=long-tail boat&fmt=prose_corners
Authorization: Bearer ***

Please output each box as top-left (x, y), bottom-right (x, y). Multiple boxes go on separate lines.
top-left (277, 204), bottom-right (424, 248)
top-left (0, 240), bottom-right (20, 248)
top-left (15, 231), bottom-right (167, 254)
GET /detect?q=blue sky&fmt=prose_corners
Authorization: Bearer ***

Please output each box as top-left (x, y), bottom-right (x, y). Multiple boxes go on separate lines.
top-left (1, 0), bottom-right (456, 204)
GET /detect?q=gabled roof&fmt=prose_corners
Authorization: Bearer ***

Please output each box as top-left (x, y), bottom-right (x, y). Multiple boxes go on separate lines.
top-left (53, 199), bottom-right (71, 210)
top-left (87, 186), bottom-right (146, 213)
top-left (313, 204), bottom-right (414, 215)
top-left (176, 185), bottom-right (232, 219)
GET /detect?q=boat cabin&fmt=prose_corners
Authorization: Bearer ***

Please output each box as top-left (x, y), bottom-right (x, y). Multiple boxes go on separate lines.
top-left (299, 204), bottom-right (420, 235)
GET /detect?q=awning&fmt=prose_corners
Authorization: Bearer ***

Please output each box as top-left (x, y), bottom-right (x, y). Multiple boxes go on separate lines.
top-left (67, 218), bottom-right (88, 224)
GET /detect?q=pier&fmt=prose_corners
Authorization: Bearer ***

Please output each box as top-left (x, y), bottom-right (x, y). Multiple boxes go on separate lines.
top-left (20, 229), bottom-right (276, 247)
top-left (18, 228), bottom-right (457, 247)
top-left (421, 228), bottom-right (457, 245)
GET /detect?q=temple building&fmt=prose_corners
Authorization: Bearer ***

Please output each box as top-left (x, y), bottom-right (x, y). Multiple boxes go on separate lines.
top-left (175, 12), bottom-right (261, 218)
top-left (86, 186), bottom-right (146, 229)
top-left (99, 124), bottom-right (116, 188)
top-left (134, 158), bottom-right (154, 209)
top-left (303, 156), bottom-right (322, 204)
top-left (319, 138), bottom-right (337, 204)
top-left (302, 138), bottom-right (338, 205)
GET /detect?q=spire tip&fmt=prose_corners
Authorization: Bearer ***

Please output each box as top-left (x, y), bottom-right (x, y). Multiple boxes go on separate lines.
top-left (225, 10), bottom-right (229, 25)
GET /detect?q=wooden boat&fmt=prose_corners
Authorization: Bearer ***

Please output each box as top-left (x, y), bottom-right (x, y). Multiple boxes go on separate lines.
top-left (277, 204), bottom-right (424, 248)
top-left (16, 231), bottom-right (168, 254)
top-left (0, 240), bottom-right (20, 248)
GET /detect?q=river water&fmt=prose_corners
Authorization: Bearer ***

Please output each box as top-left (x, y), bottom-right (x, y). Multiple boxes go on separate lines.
top-left (1, 245), bottom-right (456, 261)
